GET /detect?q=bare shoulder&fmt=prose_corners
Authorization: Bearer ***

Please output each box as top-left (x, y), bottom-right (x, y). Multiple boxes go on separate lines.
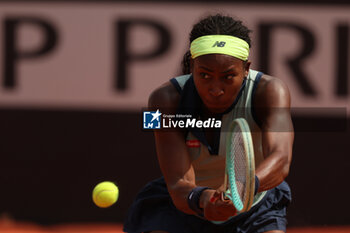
top-left (253, 74), bottom-right (293, 131)
top-left (254, 74), bottom-right (291, 108)
top-left (148, 81), bottom-right (181, 113)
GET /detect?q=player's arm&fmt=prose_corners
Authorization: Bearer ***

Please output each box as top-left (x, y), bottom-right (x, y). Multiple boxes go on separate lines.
top-left (149, 82), bottom-right (238, 220)
top-left (253, 75), bottom-right (294, 192)
top-left (148, 82), bottom-right (197, 214)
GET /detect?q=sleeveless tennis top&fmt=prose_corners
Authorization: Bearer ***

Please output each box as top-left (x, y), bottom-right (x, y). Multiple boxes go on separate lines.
top-left (170, 69), bottom-right (267, 207)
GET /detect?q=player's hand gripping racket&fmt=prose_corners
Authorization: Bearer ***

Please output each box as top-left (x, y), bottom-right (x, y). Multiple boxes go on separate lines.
top-left (212, 118), bottom-right (255, 213)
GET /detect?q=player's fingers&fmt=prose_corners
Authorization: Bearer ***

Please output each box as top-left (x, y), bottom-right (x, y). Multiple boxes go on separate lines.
top-left (204, 197), bottom-right (236, 221)
top-left (215, 199), bottom-right (237, 215)
top-left (217, 183), bottom-right (226, 193)
top-left (210, 190), bottom-right (222, 203)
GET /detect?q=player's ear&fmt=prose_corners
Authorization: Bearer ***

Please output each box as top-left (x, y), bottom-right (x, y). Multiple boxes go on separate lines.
top-left (244, 60), bottom-right (251, 77)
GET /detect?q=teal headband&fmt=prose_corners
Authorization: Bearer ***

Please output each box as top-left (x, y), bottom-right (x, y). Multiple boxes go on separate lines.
top-left (190, 35), bottom-right (250, 61)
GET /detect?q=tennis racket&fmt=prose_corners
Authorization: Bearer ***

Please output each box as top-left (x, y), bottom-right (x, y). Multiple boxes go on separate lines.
top-left (220, 118), bottom-right (255, 213)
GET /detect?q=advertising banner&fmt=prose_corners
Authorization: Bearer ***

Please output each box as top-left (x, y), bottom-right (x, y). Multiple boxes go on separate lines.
top-left (0, 3), bottom-right (348, 113)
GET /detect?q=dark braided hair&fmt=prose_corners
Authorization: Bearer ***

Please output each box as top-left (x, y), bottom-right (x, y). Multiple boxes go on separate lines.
top-left (181, 14), bottom-right (252, 74)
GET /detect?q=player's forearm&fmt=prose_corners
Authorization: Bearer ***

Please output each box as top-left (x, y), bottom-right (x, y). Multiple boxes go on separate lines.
top-left (255, 151), bottom-right (290, 192)
top-left (167, 178), bottom-right (197, 214)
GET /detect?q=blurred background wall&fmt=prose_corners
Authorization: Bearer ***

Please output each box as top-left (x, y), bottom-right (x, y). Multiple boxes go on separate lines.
top-left (0, 0), bottom-right (349, 228)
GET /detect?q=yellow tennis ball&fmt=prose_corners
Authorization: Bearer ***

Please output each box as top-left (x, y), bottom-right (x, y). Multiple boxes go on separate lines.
top-left (92, 181), bottom-right (119, 208)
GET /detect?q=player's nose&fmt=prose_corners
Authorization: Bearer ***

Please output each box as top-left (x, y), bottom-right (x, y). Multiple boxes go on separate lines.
top-left (209, 86), bottom-right (224, 97)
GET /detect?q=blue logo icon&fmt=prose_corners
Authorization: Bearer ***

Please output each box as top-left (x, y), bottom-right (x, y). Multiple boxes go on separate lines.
top-left (143, 109), bottom-right (162, 129)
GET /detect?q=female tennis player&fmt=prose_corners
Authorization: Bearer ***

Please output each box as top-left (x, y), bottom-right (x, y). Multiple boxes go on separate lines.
top-left (124, 14), bottom-right (294, 233)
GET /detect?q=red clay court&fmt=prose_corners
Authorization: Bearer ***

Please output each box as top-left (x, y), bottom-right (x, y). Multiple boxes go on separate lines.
top-left (1, 220), bottom-right (350, 233)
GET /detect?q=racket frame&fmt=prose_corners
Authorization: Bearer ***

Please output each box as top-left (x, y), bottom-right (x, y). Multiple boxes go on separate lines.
top-left (224, 118), bottom-right (255, 213)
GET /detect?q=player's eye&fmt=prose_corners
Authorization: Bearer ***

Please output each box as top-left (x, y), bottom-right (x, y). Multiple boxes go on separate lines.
top-left (200, 73), bottom-right (211, 79)
top-left (224, 75), bottom-right (234, 80)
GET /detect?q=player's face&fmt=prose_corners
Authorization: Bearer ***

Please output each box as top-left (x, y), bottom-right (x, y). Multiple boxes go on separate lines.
top-left (192, 54), bottom-right (250, 114)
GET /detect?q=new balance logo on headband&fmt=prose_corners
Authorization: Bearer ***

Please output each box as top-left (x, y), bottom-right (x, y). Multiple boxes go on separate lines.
top-left (212, 41), bottom-right (226, 47)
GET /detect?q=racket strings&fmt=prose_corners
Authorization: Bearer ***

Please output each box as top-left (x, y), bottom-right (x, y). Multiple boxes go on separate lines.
top-left (230, 129), bottom-right (247, 204)
top-left (225, 118), bottom-right (255, 213)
